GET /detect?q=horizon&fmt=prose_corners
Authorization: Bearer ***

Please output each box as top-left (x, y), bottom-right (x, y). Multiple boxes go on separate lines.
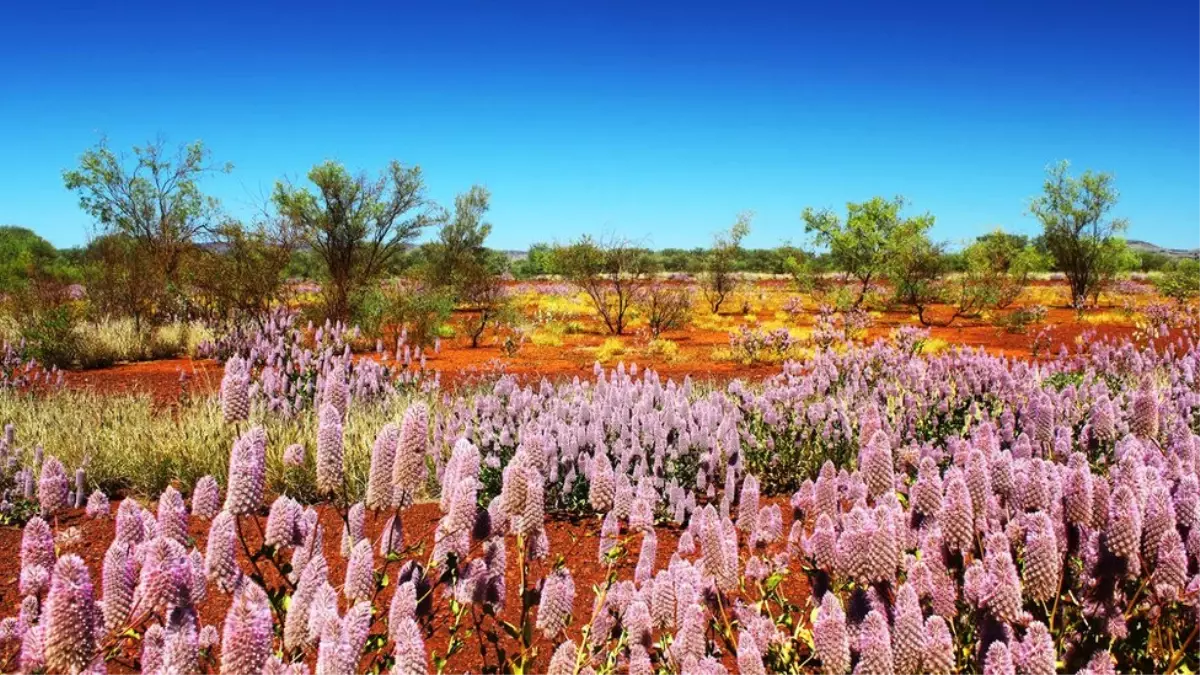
top-left (2, 0), bottom-right (1197, 251)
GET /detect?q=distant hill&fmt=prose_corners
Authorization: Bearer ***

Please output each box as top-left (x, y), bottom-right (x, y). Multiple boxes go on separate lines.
top-left (1127, 239), bottom-right (1199, 260)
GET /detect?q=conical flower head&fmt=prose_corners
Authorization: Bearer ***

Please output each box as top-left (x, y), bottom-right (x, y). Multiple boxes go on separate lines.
top-left (157, 486), bottom-right (190, 545)
top-left (537, 568), bottom-right (576, 638)
top-left (102, 541), bottom-right (136, 634)
top-left (588, 451), bottom-right (615, 513)
top-left (38, 455), bottom-right (70, 517)
top-left (855, 610), bottom-right (893, 675)
top-left (43, 554), bottom-right (97, 675)
top-left (983, 640), bottom-right (1015, 675)
top-left (1106, 483), bottom-right (1142, 563)
top-left (923, 615), bottom-right (955, 675)
top-left (940, 469), bottom-right (974, 554)
top-left (344, 538), bottom-right (375, 602)
top-left (264, 495), bottom-right (302, 549)
top-left (85, 490), bottom-right (110, 519)
top-left (392, 403), bottom-right (429, 508)
top-left (1131, 383), bottom-right (1159, 440)
top-left (220, 356), bottom-right (251, 423)
top-left (892, 582), bottom-right (925, 674)
top-left (316, 403), bottom-right (344, 496)
top-left (21, 515), bottom-right (55, 572)
top-left (1022, 511), bottom-right (1059, 604)
top-left (737, 629), bottom-right (767, 675)
top-left (391, 617), bottom-right (427, 675)
top-left (206, 511), bottom-right (241, 593)
top-left (224, 427), bottom-right (267, 516)
top-left (547, 639), bottom-right (577, 675)
top-left (1016, 621), bottom-right (1055, 675)
top-left (861, 430), bottom-right (894, 499)
top-left (737, 473), bottom-right (760, 532)
top-left (191, 476), bottom-right (222, 519)
top-left (365, 423), bottom-right (399, 511)
top-left (814, 593), bottom-right (850, 675)
top-left (220, 580), bottom-right (273, 675)
top-left (1090, 395), bottom-right (1115, 443)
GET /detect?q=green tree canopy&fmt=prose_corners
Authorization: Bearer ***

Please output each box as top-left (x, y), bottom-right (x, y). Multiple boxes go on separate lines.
top-left (1029, 160), bottom-right (1128, 307)
top-left (802, 196), bottom-right (934, 307)
top-left (63, 138), bottom-right (229, 289)
top-left (273, 160), bottom-right (433, 321)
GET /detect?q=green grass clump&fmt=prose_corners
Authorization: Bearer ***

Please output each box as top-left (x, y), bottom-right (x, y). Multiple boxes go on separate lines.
top-left (0, 389), bottom-right (419, 503)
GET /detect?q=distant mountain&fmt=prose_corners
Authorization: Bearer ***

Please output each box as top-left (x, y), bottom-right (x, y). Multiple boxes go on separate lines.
top-left (1126, 239), bottom-right (1199, 260)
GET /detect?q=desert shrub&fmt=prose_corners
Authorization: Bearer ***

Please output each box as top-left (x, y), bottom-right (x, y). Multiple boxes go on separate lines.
top-left (529, 327), bottom-right (564, 347)
top-left (594, 337), bottom-right (626, 362)
top-left (1156, 258), bottom-right (1200, 304)
top-left (727, 325), bottom-right (795, 363)
top-left (994, 304), bottom-right (1049, 333)
top-left (553, 236), bottom-right (655, 335)
top-left (274, 159), bottom-right (434, 321)
top-left (700, 212), bottom-right (750, 313)
top-left (384, 282), bottom-right (454, 348)
top-left (640, 282), bottom-right (693, 338)
top-left (643, 337), bottom-right (680, 361)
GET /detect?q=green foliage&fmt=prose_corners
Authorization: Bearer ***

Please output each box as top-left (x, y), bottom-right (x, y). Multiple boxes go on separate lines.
top-left (385, 284), bottom-right (454, 348)
top-left (553, 236), bottom-right (656, 335)
top-left (424, 185), bottom-right (494, 294)
top-left (803, 195), bottom-right (935, 307)
top-left (21, 303), bottom-right (82, 368)
top-left (63, 138), bottom-right (229, 308)
top-left (511, 243), bottom-right (555, 279)
top-left (1029, 160), bottom-right (1128, 307)
top-left (274, 160), bottom-right (433, 321)
top-left (0, 226), bottom-right (78, 293)
top-left (190, 220), bottom-right (295, 322)
top-left (700, 212), bottom-right (752, 313)
top-left (81, 233), bottom-right (165, 329)
top-left (1156, 258), bottom-right (1200, 304)
top-left (962, 229), bottom-right (1050, 308)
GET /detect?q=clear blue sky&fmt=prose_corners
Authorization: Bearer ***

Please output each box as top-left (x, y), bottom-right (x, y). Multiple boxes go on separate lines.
top-left (2, 0), bottom-right (1197, 250)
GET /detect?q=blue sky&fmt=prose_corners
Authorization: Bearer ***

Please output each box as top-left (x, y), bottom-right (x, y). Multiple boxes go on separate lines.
top-left (2, 0), bottom-right (1197, 250)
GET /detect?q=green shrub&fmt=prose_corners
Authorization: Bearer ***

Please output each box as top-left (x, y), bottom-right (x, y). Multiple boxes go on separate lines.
top-left (1156, 259), bottom-right (1200, 304)
top-left (22, 304), bottom-right (82, 368)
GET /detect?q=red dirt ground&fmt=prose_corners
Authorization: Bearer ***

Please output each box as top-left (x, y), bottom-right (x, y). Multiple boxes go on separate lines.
top-left (0, 498), bottom-right (805, 674)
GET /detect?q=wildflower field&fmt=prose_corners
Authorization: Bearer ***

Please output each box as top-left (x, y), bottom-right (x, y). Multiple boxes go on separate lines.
top-left (0, 289), bottom-right (1198, 675)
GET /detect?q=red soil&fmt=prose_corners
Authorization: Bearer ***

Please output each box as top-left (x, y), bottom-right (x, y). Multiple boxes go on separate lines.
top-left (0, 498), bottom-right (805, 674)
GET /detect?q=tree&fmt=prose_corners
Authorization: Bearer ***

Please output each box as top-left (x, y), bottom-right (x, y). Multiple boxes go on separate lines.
top-left (0, 226), bottom-right (76, 294)
top-left (642, 282), bottom-right (693, 338)
top-left (425, 186), bottom-right (513, 348)
top-left (460, 264), bottom-right (512, 348)
top-left (701, 212), bottom-right (751, 313)
top-left (964, 228), bottom-right (1049, 308)
top-left (553, 236), bottom-right (655, 335)
top-left (82, 234), bottom-right (165, 331)
top-left (425, 186), bottom-right (492, 294)
top-left (273, 160), bottom-right (433, 321)
top-left (191, 218), bottom-right (297, 324)
top-left (1029, 161), bottom-right (1128, 308)
top-left (63, 138), bottom-right (229, 309)
top-left (802, 196), bottom-right (934, 307)
top-left (512, 243), bottom-right (554, 279)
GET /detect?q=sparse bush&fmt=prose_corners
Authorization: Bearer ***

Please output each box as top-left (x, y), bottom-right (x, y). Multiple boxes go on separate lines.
top-left (995, 304), bottom-right (1049, 333)
top-left (384, 282), bottom-right (454, 348)
top-left (553, 236), bottom-right (655, 335)
top-left (641, 282), bottom-right (693, 338)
